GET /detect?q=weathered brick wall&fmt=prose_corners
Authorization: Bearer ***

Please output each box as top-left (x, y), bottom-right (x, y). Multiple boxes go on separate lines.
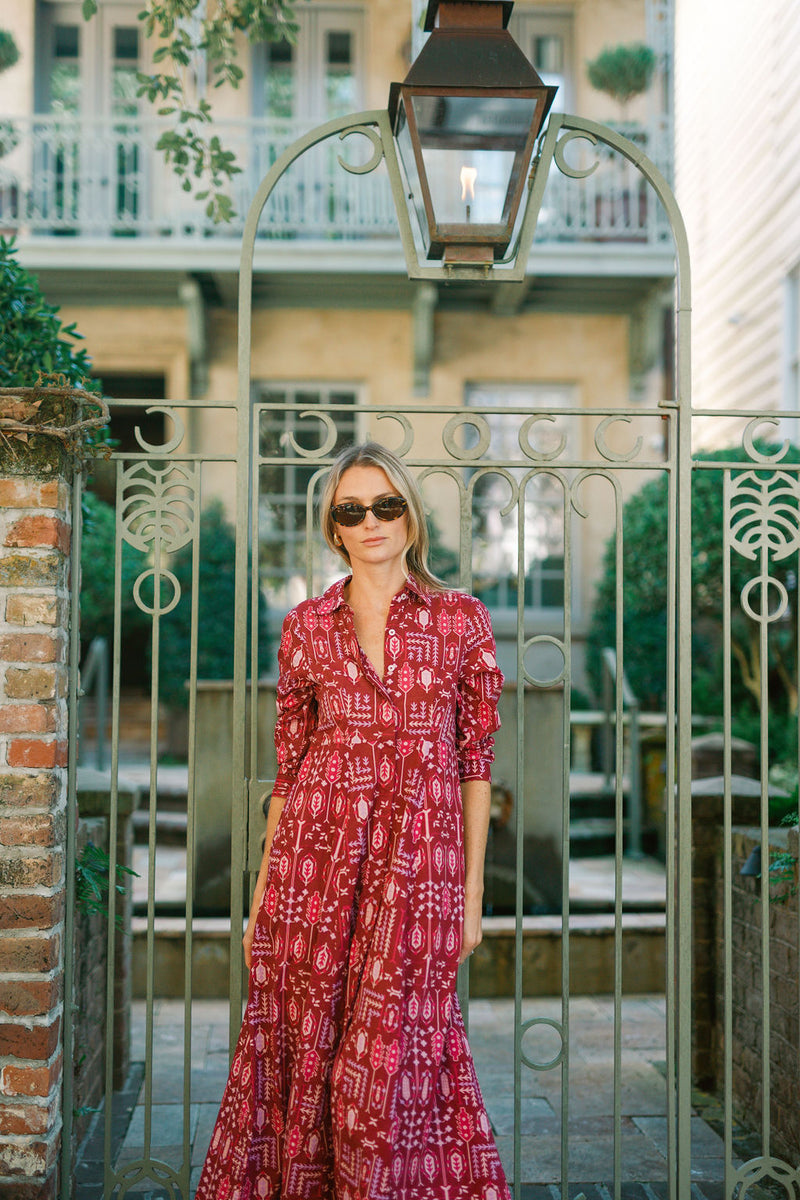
top-left (0, 474), bottom-right (71, 1200)
top-left (71, 817), bottom-right (107, 1152)
top-left (691, 792), bottom-right (760, 1087)
top-left (712, 827), bottom-right (799, 1164)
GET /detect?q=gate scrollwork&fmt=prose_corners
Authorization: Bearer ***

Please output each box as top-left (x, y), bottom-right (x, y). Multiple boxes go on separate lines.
top-left (729, 467), bottom-right (800, 626)
top-left (119, 458), bottom-right (199, 615)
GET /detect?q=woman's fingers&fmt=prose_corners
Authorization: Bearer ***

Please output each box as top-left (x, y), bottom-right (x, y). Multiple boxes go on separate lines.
top-left (458, 929), bottom-right (482, 965)
top-left (243, 929), bottom-right (254, 969)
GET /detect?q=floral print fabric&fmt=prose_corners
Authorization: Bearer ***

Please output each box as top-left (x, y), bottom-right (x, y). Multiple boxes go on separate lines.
top-left (196, 575), bottom-right (509, 1200)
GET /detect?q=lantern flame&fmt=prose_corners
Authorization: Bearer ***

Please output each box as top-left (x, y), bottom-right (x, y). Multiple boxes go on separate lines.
top-left (460, 166), bottom-right (477, 202)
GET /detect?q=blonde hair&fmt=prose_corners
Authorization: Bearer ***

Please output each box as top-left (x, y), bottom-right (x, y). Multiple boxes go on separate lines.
top-left (320, 442), bottom-right (448, 593)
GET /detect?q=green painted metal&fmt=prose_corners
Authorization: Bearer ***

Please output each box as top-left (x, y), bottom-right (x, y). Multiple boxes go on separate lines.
top-left (61, 103), bottom-right (717, 1200)
top-left (231, 106), bottom-right (695, 1200)
top-left (706, 439), bottom-right (800, 1199)
top-left (60, 401), bottom-right (236, 1199)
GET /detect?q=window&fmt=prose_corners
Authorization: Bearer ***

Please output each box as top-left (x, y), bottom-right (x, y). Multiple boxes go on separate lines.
top-left (254, 7), bottom-right (363, 121)
top-left (509, 9), bottom-right (574, 110)
top-left (37, 2), bottom-right (141, 116)
top-left (256, 384), bottom-right (361, 609)
top-left (35, 2), bottom-right (142, 229)
top-left (466, 383), bottom-right (577, 614)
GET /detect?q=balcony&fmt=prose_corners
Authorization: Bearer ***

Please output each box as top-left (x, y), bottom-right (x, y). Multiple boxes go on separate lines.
top-left (0, 114), bottom-right (675, 282)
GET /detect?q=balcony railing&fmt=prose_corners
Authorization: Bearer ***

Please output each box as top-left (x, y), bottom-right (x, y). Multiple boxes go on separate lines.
top-left (0, 114), bottom-right (672, 247)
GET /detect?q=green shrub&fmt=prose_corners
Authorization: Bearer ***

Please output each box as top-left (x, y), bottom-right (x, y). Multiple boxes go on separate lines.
top-left (0, 238), bottom-right (99, 390)
top-left (587, 445), bottom-right (800, 775)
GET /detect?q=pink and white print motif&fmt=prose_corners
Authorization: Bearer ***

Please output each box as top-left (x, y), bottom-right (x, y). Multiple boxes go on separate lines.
top-left (196, 575), bottom-right (508, 1200)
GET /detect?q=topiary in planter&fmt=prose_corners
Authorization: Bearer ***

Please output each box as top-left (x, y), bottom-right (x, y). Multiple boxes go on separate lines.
top-left (0, 30), bottom-right (20, 74)
top-left (587, 42), bottom-right (656, 111)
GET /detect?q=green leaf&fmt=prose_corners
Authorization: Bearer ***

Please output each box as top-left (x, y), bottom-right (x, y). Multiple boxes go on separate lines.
top-left (81, 0), bottom-right (98, 18)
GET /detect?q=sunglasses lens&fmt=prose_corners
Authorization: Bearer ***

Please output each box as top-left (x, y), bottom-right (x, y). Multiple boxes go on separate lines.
top-left (331, 497), bottom-right (407, 527)
top-left (374, 497), bottom-right (407, 521)
top-left (331, 503), bottom-right (366, 526)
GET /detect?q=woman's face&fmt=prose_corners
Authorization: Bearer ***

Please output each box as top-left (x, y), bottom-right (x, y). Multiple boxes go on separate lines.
top-left (332, 464), bottom-right (410, 573)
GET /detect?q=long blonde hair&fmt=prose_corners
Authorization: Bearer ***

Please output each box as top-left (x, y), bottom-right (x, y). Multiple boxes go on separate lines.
top-left (320, 442), bottom-right (449, 593)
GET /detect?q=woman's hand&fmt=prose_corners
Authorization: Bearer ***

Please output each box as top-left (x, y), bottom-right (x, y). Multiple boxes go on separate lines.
top-left (243, 919), bottom-right (256, 970)
top-left (459, 889), bottom-right (483, 965)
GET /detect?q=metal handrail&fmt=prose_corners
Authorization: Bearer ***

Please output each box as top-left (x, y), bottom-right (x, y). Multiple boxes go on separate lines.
top-left (77, 636), bottom-right (109, 771)
top-left (601, 646), bottom-right (643, 859)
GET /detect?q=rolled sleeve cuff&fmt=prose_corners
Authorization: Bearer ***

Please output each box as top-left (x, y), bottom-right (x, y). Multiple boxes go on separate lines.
top-left (272, 766), bottom-right (298, 799)
top-left (458, 747), bottom-right (495, 783)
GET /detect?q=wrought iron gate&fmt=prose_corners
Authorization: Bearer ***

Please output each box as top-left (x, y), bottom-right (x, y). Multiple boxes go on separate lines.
top-left (61, 114), bottom-right (800, 1200)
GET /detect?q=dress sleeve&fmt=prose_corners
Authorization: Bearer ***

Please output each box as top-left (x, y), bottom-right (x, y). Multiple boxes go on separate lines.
top-left (456, 596), bottom-right (504, 782)
top-left (273, 607), bottom-right (318, 799)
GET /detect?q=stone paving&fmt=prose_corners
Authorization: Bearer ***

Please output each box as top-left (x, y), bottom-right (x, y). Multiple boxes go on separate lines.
top-left (74, 993), bottom-right (736, 1197)
top-left (75, 851), bottom-right (728, 1196)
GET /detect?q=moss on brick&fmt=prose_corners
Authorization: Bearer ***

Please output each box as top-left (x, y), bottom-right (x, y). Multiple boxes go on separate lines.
top-left (0, 555), bottom-right (61, 587)
top-left (0, 773), bottom-right (58, 808)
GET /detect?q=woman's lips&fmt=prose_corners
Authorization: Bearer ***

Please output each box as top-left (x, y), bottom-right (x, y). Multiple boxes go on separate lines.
top-left (362, 537), bottom-right (385, 545)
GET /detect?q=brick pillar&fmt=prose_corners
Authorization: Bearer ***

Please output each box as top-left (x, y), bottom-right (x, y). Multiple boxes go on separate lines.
top-left (0, 474), bottom-right (72, 1200)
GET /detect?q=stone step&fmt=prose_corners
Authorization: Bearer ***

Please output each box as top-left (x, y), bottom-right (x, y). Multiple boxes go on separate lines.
top-left (132, 912), bottom-right (666, 1000)
top-left (78, 694), bottom-right (172, 756)
top-left (131, 809), bottom-right (187, 845)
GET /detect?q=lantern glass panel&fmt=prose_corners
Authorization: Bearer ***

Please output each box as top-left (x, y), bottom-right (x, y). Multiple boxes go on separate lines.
top-left (395, 99), bottom-right (429, 245)
top-left (410, 93), bottom-right (540, 227)
top-left (418, 146), bottom-right (514, 225)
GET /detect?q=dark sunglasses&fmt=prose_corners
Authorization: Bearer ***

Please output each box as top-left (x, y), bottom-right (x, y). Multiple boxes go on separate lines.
top-left (330, 496), bottom-right (408, 527)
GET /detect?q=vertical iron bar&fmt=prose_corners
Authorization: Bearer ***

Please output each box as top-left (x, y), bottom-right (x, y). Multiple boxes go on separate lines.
top-left (675, 284), bottom-right (694, 1200)
top-left (142, 501), bottom-right (165, 1162)
top-left (664, 431), bottom-right (678, 1200)
top-left (722, 472), bottom-right (734, 1198)
top-left (613, 486), bottom-right (625, 1200)
top-left (560, 474), bottom-right (572, 1200)
top-left (796, 527), bottom-right (800, 1166)
top-left (103, 460), bottom-right (125, 1194)
top-left (628, 698), bottom-right (642, 859)
top-left (458, 473), bottom-right (474, 1028)
top-left (676, 355), bottom-right (695, 1200)
top-left (250, 408), bottom-right (262, 785)
top-left (514, 472), bottom-right (525, 1196)
top-left (603, 660), bottom-right (613, 788)
top-left (182, 473), bottom-right (203, 1192)
top-left (96, 635), bottom-right (108, 771)
top-left (233, 177), bottom-right (257, 1053)
top-left (758, 542), bottom-right (771, 1159)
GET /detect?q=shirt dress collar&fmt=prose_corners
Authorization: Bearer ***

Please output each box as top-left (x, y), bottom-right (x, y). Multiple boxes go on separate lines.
top-left (317, 573), bottom-right (433, 615)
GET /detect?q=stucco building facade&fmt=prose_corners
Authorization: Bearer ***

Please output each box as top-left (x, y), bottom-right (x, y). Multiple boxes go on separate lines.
top-left (1, 0), bottom-right (676, 685)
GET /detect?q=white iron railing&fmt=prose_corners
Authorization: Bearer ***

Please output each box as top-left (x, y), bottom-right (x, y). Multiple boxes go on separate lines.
top-left (0, 114), bottom-right (672, 244)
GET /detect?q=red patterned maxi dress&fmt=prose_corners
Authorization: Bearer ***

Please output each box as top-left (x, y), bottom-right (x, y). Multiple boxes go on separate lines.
top-left (196, 575), bottom-right (510, 1200)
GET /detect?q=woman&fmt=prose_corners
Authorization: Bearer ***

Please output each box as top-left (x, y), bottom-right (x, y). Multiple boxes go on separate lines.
top-left (197, 442), bottom-right (510, 1200)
